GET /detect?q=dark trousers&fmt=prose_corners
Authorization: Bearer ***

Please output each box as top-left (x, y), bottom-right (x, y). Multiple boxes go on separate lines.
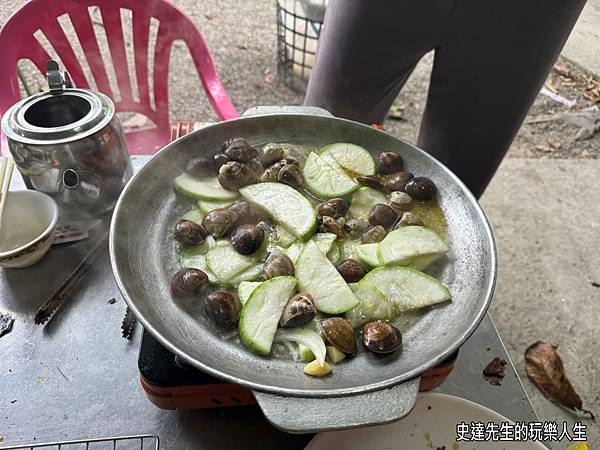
top-left (304, 0), bottom-right (587, 197)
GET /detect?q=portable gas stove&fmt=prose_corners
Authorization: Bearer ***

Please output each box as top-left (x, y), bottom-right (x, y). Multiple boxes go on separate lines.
top-left (137, 329), bottom-right (457, 410)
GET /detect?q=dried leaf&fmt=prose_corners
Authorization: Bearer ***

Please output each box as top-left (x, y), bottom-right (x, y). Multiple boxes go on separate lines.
top-left (544, 81), bottom-right (558, 94)
top-left (483, 357), bottom-right (507, 385)
top-left (388, 105), bottom-right (406, 120)
top-left (525, 341), bottom-right (595, 419)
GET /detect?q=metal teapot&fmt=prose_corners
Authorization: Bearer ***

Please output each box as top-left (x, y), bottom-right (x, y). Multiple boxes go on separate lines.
top-left (1, 61), bottom-right (133, 220)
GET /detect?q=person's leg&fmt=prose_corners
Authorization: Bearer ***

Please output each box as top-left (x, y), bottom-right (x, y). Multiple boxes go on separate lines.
top-left (418, 0), bottom-right (587, 198)
top-left (304, 0), bottom-right (455, 124)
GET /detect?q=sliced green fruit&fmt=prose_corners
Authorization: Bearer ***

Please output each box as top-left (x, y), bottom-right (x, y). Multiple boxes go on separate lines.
top-left (377, 226), bottom-right (449, 266)
top-left (285, 241), bottom-right (304, 264)
top-left (238, 281), bottom-right (262, 305)
top-left (348, 187), bottom-right (387, 219)
top-left (345, 283), bottom-right (396, 328)
top-left (274, 328), bottom-right (326, 365)
top-left (313, 233), bottom-right (337, 255)
top-left (296, 240), bottom-right (360, 314)
top-left (298, 344), bottom-right (316, 362)
top-left (180, 243), bottom-right (217, 283)
top-left (226, 262), bottom-right (263, 284)
top-left (239, 276), bottom-right (297, 355)
top-left (181, 208), bottom-right (204, 225)
top-left (361, 266), bottom-right (451, 312)
top-left (240, 183), bottom-right (317, 241)
top-left (338, 238), bottom-right (360, 260)
top-left (326, 242), bottom-right (342, 265)
top-left (355, 243), bottom-right (381, 268)
top-left (173, 173), bottom-right (238, 201)
top-left (197, 198), bottom-right (236, 214)
top-left (206, 240), bottom-right (258, 282)
top-left (303, 151), bottom-right (358, 198)
top-left (319, 143), bottom-right (376, 176)
top-left (274, 225), bottom-right (297, 248)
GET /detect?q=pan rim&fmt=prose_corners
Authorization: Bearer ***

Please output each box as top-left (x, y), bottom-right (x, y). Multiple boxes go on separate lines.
top-left (109, 113), bottom-right (497, 398)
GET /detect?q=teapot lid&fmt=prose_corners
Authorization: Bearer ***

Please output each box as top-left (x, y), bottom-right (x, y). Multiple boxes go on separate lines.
top-left (1, 60), bottom-right (115, 145)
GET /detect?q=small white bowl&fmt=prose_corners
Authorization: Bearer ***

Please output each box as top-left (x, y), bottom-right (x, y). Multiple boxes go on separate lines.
top-left (0, 190), bottom-right (59, 268)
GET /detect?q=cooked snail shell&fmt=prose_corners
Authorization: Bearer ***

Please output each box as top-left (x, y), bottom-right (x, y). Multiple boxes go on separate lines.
top-left (218, 161), bottom-right (258, 191)
top-left (174, 219), bottom-right (207, 245)
top-left (356, 175), bottom-right (384, 191)
top-left (277, 163), bottom-right (304, 188)
top-left (230, 224), bottom-right (264, 255)
top-left (377, 152), bottom-right (405, 175)
top-left (362, 321), bottom-right (402, 354)
top-left (384, 171), bottom-right (414, 194)
top-left (171, 268), bottom-right (209, 300)
top-left (206, 290), bottom-right (241, 329)
top-left (404, 177), bottom-right (437, 201)
top-left (321, 317), bottom-right (356, 354)
top-left (259, 143), bottom-right (286, 166)
top-left (228, 200), bottom-right (258, 225)
top-left (185, 156), bottom-right (215, 177)
top-left (361, 225), bottom-right (387, 244)
top-left (398, 211), bottom-right (423, 227)
top-left (280, 293), bottom-right (316, 328)
top-left (388, 191), bottom-right (413, 213)
top-left (222, 138), bottom-right (258, 162)
top-left (260, 250), bottom-right (295, 280)
top-left (317, 198), bottom-right (350, 219)
top-left (336, 258), bottom-right (366, 283)
top-left (202, 208), bottom-right (239, 238)
top-left (368, 204), bottom-right (398, 229)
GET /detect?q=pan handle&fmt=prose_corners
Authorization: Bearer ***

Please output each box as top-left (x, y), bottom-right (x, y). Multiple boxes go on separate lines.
top-left (252, 377), bottom-right (420, 434)
top-left (242, 105), bottom-right (334, 117)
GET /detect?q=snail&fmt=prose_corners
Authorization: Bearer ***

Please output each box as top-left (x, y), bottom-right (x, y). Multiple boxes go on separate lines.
top-left (205, 290), bottom-right (241, 329)
top-left (388, 191), bottom-right (413, 213)
top-left (259, 159), bottom-right (287, 182)
top-left (398, 211), bottom-right (423, 227)
top-left (345, 218), bottom-right (370, 237)
top-left (321, 317), bottom-right (356, 354)
top-left (277, 163), bottom-right (304, 188)
top-left (405, 177), bottom-right (437, 201)
top-left (222, 138), bottom-right (258, 162)
top-left (260, 250), bottom-right (295, 280)
top-left (174, 219), bottom-right (206, 245)
top-left (384, 171), bottom-right (414, 193)
top-left (259, 143), bottom-right (286, 166)
top-left (368, 204), bottom-right (398, 229)
top-left (377, 152), bottom-right (404, 175)
top-left (362, 321), bottom-right (402, 354)
top-left (361, 225), bottom-right (387, 244)
top-left (202, 208), bottom-right (239, 238)
top-left (228, 200), bottom-right (258, 225)
top-left (230, 224), bottom-right (264, 255)
top-left (218, 161), bottom-right (258, 191)
top-left (317, 198), bottom-right (350, 219)
top-left (171, 268), bottom-right (209, 300)
top-left (356, 175), bottom-right (384, 191)
top-left (279, 293), bottom-right (316, 328)
top-left (336, 259), bottom-right (366, 283)
top-left (185, 156), bottom-right (215, 177)
top-left (319, 215), bottom-right (346, 238)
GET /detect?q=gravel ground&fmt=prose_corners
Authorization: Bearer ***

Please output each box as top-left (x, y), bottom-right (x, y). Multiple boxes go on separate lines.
top-left (1, 0), bottom-right (598, 159)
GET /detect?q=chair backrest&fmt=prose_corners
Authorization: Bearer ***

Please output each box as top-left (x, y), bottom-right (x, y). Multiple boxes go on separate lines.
top-left (0, 0), bottom-right (238, 153)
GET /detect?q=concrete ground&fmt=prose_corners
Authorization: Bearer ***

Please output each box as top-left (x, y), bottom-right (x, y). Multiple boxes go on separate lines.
top-left (1, 0), bottom-right (598, 447)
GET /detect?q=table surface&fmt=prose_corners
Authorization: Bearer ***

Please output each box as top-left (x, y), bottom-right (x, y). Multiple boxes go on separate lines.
top-left (0, 159), bottom-right (544, 449)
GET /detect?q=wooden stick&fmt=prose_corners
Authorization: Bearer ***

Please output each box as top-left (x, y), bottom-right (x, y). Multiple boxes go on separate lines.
top-left (0, 158), bottom-right (13, 235)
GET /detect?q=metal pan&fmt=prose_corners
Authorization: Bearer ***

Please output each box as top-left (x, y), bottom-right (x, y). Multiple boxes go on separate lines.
top-left (110, 106), bottom-right (496, 433)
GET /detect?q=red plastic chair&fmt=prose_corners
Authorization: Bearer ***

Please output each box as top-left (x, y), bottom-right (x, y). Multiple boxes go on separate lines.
top-left (0, 0), bottom-right (239, 155)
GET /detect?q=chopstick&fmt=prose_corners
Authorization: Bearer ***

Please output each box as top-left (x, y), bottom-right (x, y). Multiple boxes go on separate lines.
top-left (0, 157), bottom-right (14, 234)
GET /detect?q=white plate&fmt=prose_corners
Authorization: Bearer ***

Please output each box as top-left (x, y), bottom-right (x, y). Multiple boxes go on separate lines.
top-left (306, 393), bottom-right (546, 450)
